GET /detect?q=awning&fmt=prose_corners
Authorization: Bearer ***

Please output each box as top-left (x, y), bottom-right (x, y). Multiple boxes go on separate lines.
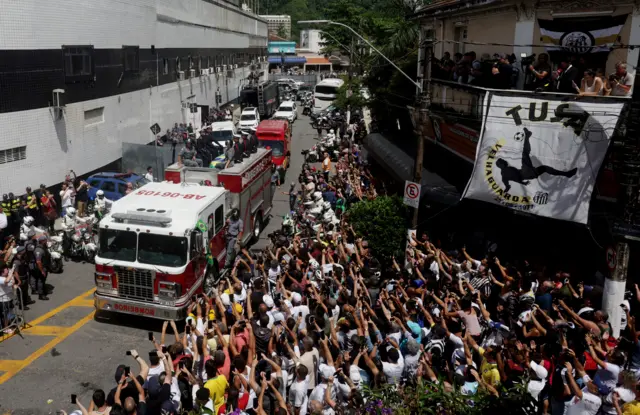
top-left (305, 57), bottom-right (331, 65)
top-left (267, 56), bottom-right (307, 64)
top-left (364, 133), bottom-right (460, 205)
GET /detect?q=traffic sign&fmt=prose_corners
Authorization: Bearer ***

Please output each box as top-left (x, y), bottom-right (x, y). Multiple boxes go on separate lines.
top-left (403, 180), bottom-right (420, 208)
top-left (606, 246), bottom-right (617, 271)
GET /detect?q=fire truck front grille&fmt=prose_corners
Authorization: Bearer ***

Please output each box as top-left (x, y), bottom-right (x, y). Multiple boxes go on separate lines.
top-left (116, 267), bottom-right (154, 302)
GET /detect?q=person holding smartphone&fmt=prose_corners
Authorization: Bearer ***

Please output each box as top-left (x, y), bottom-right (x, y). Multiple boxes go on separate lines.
top-left (87, 390), bottom-right (110, 415)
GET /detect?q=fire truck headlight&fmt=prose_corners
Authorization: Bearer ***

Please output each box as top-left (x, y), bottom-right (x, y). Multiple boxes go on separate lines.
top-left (95, 273), bottom-right (116, 294)
top-left (159, 281), bottom-right (181, 299)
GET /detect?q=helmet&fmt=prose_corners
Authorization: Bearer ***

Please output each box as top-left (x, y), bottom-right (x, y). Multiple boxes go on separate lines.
top-left (2, 194), bottom-right (7, 201)
top-left (67, 207), bottom-right (77, 217)
top-left (323, 201), bottom-right (331, 210)
top-left (313, 191), bottom-right (322, 201)
top-left (23, 216), bottom-right (34, 226)
top-left (329, 129), bottom-right (334, 134)
top-left (8, 193), bottom-right (14, 199)
top-left (96, 190), bottom-right (104, 197)
top-left (231, 208), bottom-right (239, 220)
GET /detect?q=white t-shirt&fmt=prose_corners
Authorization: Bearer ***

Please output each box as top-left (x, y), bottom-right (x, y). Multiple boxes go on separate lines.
top-left (429, 261), bottom-right (440, 281)
top-left (0, 213), bottom-right (7, 230)
top-left (566, 377), bottom-right (601, 415)
top-left (601, 386), bottom-right (635, 415)
top-left (299, 348), bottom-right (320, 390)
top-left (60, 189), bottom-right (74, 208)
top-left (144, 172), bottom-right (154, 182)
top-left (595, 362), bottom-right (621, 392)
top-left (146, 364), bottom-right (164, 379)
top-left (289, 377), bottom-right (309, 415)
top-left (381, 349), bottom-right (405, 385)
top-left (528, 379), bottom-right (546, 401)
top-left (0, 275), bottom-right (14, 300)
top-left (290, 304), bottom-right (310, 330)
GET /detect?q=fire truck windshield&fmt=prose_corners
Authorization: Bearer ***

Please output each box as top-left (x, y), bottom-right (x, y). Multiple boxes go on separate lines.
top-left (259, 140), bottom-right (284, 156)
top-left (98, 229), bottom-right (137, 262)
top-left (138, 233), bottom-right (188, 267)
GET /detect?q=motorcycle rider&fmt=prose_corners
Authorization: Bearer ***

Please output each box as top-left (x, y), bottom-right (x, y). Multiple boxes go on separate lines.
top-left (30, 235), bottom-right (50, 301)
top-left (225, 208), bottom-right (243, 268)
top-left (94, 190), bottom-right (113, 220)
top-left (62, 207), bottom-right (89, 258)
top-left (20, 216), bottom-right (44, 241)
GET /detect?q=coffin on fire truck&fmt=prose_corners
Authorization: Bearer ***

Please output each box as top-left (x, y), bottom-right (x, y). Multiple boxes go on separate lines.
top-left (94, 148), bottom-right (274, 320)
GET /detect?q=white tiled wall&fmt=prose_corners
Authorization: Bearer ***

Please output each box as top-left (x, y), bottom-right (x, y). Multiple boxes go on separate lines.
top-left (0, 66), bottom-right (262, 194)
top-left (0, 0), bottom-right (267, 50)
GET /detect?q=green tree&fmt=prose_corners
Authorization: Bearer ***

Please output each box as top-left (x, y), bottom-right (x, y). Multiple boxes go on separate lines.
top-left (333, 77), bottom-right (368, 111)
top-left (346, 196), bottom-right (407, 263)
top-left (276, 23), bottom-right (288, 39)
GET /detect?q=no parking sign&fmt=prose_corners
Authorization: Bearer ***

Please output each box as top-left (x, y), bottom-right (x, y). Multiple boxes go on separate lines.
top-left (403, 180), bottom-right (420, 208)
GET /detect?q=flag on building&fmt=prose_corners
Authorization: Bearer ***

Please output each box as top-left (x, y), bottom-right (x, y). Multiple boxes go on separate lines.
top-left (538, 15), bottom-right (627, 54)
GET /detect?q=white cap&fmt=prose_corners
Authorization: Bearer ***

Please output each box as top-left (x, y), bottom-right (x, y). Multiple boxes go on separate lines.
top-left (292, 292), bottom-right (302, 304)
top-left (319, 363), bottom-right (336, 380)
top-left (263, 295), bottom-right (274, 308)
top-left (530, 361), bottom-right (548, 380)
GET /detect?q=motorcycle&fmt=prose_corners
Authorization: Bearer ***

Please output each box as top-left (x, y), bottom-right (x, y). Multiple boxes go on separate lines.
top-left (47, 233), bottom-right (64, 273)
top-left (64, 223), bottom-right (97, 263)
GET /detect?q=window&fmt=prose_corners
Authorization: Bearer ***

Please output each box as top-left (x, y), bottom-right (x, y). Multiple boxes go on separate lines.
top-left (214, 205), bottom-right (224, 233)
top-left (138, 234), bottom-right (188, 267)
top-left (62, 45), bottom-right (93, 80)
top-left (454, 26), bottom-right (467, 54)
top-left (197, 56), bottom-right (202, 71)
top-left (86, 179), bottom-right (100, 187)
top-left (118, 183), bottom-right (127, 195)
top-left (122, 46), bottom-right (139, 72)
top-left (163, 58), bottom-right (169, 75)
top-left (176, 57), bottom-right (181, 72)
top-left (98, 229), bottom-right (137, 262)
top-left (207, 56), bottom-right (211, 68)
top-left (84, 107), bottom-right (104, 126)
top-left (0, 146), bottom-right (26, 164)
top-left (100, 181), bottom-right (116, 192)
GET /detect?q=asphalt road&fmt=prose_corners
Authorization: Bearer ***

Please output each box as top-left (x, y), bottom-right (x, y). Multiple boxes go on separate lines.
top-left (0, 108), bottom-right (318, 414)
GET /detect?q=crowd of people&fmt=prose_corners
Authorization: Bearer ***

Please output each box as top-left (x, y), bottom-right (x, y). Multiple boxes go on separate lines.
top-left (48, 126), bottom-right (640, 415)
top-left (433, 51), bottom-right (634, 96)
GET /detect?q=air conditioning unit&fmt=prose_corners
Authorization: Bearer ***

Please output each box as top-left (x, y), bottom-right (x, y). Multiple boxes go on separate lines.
top-left (234, 64), bottom-right (238, 69)
top-left (177, 71), bottom-right (185, 81)
top-left (208, 68), bottom-right (213, 74)
top-left (201, 69), bottom-right (208, 76)
top-left (223, 64), bottom-right (228, 71)
top-left (189, 69), bottom-right (196, 78)
top-left (216, 67), bottom-right (222, 73)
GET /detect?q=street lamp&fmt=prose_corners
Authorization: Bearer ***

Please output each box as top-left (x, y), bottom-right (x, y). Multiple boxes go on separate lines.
top-left (298, 20), bottom-right (422, 91)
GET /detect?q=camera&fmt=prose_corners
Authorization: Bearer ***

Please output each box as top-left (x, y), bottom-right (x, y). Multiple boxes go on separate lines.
top-left (521, 53), bottom-right (536, 67)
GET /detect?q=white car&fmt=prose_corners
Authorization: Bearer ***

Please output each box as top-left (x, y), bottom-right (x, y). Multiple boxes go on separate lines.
top-left (239, 107), bottom-right (260, 130)
top-left (277, 78), bottom-right (304, 89)
top-left (273, 101), bottom-right (297, 123)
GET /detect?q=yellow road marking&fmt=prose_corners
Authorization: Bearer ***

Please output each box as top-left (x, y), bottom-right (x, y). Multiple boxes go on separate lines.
top-left (69, 299), bottom-right (95, 307)
top-left (29, 287), bottom-right (96, 326)
top-left (0, 311), bottom-right (95, 385)
top-left (22, 325), bottom-right (69, 336)
top-left (0, 360), bottom-right (24, 372)
top-left (0, 287), bottom-right (97, 385)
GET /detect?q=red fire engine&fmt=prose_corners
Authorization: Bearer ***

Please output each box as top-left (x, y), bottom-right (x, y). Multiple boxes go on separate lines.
top-left (93, 149), bottom-right (273, 320)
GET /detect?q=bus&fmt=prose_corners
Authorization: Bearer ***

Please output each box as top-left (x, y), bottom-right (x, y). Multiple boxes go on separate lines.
top-left (313, 78), bottom-right (345, 112)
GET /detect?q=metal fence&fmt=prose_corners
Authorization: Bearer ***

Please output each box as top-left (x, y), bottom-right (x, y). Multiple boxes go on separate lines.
top-left (268, 74), bottom-right (320, 87)
top-left (122, 142), bottom-right (177, 181)
top-left (1, 286), bottom-right (26, 341)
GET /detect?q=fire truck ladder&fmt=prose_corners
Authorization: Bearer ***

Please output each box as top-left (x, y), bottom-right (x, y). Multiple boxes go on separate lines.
top-left (257, 83), bottom-right (265, 116)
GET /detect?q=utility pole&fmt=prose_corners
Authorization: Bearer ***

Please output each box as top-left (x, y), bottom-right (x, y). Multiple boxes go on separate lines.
top-left (408, 32), bottom-right (432, 247)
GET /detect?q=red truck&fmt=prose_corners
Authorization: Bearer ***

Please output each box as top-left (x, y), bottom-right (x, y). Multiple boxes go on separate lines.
top-left (93, 149), bottom-right (273, 320)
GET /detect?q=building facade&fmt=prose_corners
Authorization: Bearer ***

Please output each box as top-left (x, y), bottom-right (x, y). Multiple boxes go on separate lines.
top-left (260, 15), bottom-right (292, 39)
top-left (0, 0), bottom-right (268, 194)
top-left (300, 29), bottom-right (324, 54)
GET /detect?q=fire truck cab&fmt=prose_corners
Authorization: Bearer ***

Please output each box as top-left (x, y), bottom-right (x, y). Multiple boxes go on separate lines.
top-left (94, 149), bottom-right (274, 320)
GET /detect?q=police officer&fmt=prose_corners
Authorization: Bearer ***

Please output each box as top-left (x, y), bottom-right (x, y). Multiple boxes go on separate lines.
top-left (232, 134), bottom-right (244, 164)
top-left (30, 235), bottom-right (50, 301)
top-left (240, 131), bottom-right (251, 155)
top-left (224, 140), bottom-right (235, 169)
top-left (178, 139), bottom-right (203, 167)
top-left (25, 187), bottom-right (38, 223)
top-left (248, 127), bottom-right (259, 153)
top-left (225, 208), bottom-right (243, 268)
top-left (12, 246), bottom-right (34, 309)
top-left (9, 193), bottom-right (20, 238)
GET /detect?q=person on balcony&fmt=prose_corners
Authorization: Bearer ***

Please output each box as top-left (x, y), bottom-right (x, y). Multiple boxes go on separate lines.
top-left (527, 53), bottom-right (551, 92)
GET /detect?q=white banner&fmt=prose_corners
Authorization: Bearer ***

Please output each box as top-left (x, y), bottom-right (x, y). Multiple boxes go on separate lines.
top-left (462, 94), bottom-right (624, 223)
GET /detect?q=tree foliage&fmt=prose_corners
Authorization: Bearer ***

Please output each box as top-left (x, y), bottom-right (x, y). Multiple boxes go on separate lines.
top-left (346, 196), bottom-right (407, 263)
top-left (333, 77), bottom-right (369, 111)
top-left (276, 23), bottom-right (288, 39)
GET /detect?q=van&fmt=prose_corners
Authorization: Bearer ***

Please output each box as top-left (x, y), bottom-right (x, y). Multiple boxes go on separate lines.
top-left (210, 121), bottom-right (236, 143)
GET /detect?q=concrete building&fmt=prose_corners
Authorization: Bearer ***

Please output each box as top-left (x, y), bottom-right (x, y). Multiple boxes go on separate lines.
top-left (260, 15), bottom-right (292, 39)
top-left (0, 0), bottom-right (268, 194)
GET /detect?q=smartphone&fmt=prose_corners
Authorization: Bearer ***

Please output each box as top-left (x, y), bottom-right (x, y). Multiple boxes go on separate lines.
top-left (71, 394), bottom-right (77, 404)
top-left (192, 295), bottom-right (197, 303)
top-left (124, 366), bottom-right (130, 376)
top-left (148, 331), bottom-right (154, 341)
top-left (126, 350), bottom-right (132, 356)
top-left (178, 361), bottom-right (185, 370)
top-left (186, 325), bottom-right (191, 334)
top-left (208, 320), bottom-right (214, 329)
top-left (161, 346), bottom-right (167, 354)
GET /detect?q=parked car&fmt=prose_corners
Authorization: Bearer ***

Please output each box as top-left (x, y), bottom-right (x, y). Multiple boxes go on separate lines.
top-left (273, 101), bottom-right (297, 123)
top-left (86, 172), bottom-right (147, 201)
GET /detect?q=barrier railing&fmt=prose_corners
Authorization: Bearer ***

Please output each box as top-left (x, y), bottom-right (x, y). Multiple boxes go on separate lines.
top-left (0, 286), bottom-right (27, 342)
